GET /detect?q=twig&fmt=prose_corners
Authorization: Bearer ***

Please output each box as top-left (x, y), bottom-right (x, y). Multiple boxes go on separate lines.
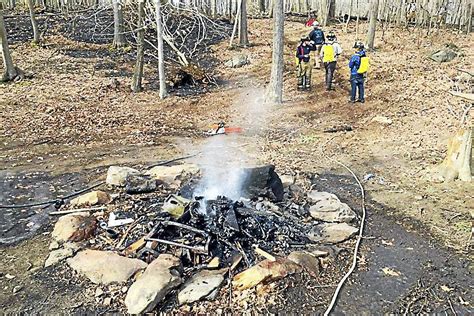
top-left (49, 206), bottom-right (107, 215)
top-left (447, 297), bottom-right (457, 316)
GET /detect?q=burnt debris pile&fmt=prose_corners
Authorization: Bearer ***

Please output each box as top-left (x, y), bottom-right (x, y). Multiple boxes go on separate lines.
top-left (44, 163), bottom-right (360, 313)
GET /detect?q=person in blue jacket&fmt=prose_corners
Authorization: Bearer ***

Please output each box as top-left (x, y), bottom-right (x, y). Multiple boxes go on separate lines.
top-left (308, 21), bottom-right (325, 69)
top-left (348, 41), bottom-right (366, 103)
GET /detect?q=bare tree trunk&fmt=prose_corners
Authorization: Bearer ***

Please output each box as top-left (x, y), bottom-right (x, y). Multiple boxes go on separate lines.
top-left (345, 0), bottom-right (353, 32)
top-left (113, 0), bottom-right (127, 48)
top-left (466, 2), bottom-right (472, 33)
top-left (320, 0), bottom-right (329, 26)
top-left (259, 0), bottom-right (265, 13)
top-left (267, 0), bottom-right (283, 104)
top-left (27, 0), bottom-right (40, 44)
top-left (0, 12), bottom-right (21, 82)
top-left (229, 0), bottom-right (241, 46)
top-left (155, 0), bottom-right (168, 99)
top-left (211, 0), bottom-right (217, 17)
top-left (367, 0), bottom-right (380, 50)
top-left (239, 0), bottom-right (249, 46)
top-left (132, 0), bottom-right (145, 93)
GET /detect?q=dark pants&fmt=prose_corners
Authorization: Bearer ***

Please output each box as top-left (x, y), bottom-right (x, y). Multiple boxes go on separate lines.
top-left (324, 61), bottom-right (336, 90)
top-left (350, 74), bottom-right (365, 101)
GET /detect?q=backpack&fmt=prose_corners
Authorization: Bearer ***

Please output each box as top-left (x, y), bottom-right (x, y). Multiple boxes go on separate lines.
top-left (313, 29), bottom-right (324, 44)
top-left (357, 56), bottom-right (370, 74)
top-left (322, 44), bottom-right (335, 63)
top-left (294, 46), bottom-right (304, 66)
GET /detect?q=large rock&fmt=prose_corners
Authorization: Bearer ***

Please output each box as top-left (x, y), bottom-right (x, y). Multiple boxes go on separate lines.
top-left (224, 54), bottom-right (249, 68)
top-left (288, 251), bottom-right (320, 277)
top-left (70, 191), bottom-right (111, 207)
top-left (307, 191), bottom-right (356, 223)
top-left (232, 258), bottom-right (302, 290)
top-left (178, 269), bottom-right (227, 305)
top-left (241, 165), bottom-right (284, 202)
top-left (125, 254), bottom-right (182, 314)
top-left (146, 164), bottom-right (200, 186)
top-left (280, 175), bottom-right (295, 188)
top-left (44, 247), bottom-right (75, 267)
top-left (309, 200), bottom-right (356, 223)
top-left (67, 250), bottom-right (147, 285)
top-left (106, 166), bottom-right (141, 186)
top-left (371, 116), bottom-right (393, 125)
top-left (125, 174), bottom-right (157, 194)
top-left (430, 45), bottom-right (459, 63)
top-left (308, 223), bottom-right (359, 244)
top-left (52, 212), bottom-right (89, 242)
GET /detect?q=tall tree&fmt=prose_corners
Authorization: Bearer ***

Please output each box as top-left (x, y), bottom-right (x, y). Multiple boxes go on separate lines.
top-left (0, 10), bottom-right (21, 81)
top-left (132, 0), bottom-right (145, 92)
top-left (112, 0), bottom-right (127, 48)
top-left (267, 0), bottom-right (284, 104)
top-left (27, 0), bottom-right (40, 44)
top-left (155, 0), bottom-right (168, 98)
top-left (367, 0), bottom-right (380, 50)
top-left (239, 0), bottom-right (249, 46)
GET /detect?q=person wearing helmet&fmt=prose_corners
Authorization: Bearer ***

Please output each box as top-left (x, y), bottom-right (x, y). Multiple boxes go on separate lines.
top-left (308, 21), bottom-right (325, 69)
top-left (348, 41), bottom-right (367, 103)
top-left (320, 31), bottom-right (342, 91)
top-left (296, 36), bottom-right (315, 90)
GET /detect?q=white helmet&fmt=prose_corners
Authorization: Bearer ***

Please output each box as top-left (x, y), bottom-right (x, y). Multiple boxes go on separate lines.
top-left (312, 21), bottom-right (320, 27)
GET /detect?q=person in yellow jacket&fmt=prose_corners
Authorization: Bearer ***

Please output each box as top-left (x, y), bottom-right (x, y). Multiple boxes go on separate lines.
top-left (320, 32), bottom-right (343, 91)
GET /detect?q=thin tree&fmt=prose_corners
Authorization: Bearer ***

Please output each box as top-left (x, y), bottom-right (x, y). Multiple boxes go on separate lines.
top-left (131, 0), bottom-right (145, 92)
top-left (0, 10), bottom-right (21, 82)
top-left (155, 0), bottom-right (168, 98)
top-left (26, 0), bottom-right (40, 44)
top-left (267, 0), bottom-right (284, 104)
top-left (112, 0), bottom-right (127, 48)
top-left (239, 0), bottom-right (249, 46)
top-left (367, 0), bottom-right (380, 50)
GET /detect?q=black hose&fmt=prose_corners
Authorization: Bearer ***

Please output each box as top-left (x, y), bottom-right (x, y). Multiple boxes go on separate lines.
top-left (0, 181), bottom-right (105, 209)
top-left (146, 153), bottom-right (201, 169)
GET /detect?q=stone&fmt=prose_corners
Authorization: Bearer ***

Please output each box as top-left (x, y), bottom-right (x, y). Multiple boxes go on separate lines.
top-left (371, 116), bottom-right (393, 125)
top-left (178, 269), bottom-right (227, 305)
top-left (70, 191), bottom-right (111, 207)
top-left (308, 223), bottom-right (359, 244)
top-left (49, 240), bottom-right (60, 250)
top-left (52, 212), bottom-right (89, 242)
top-left (67, 250), bottom-right (147, 285)
top-left (125, 254), bottom-right (182, 314)
top-left (307, 191), bottom-right (339, 204)
top-left (430, 46), bottom-right (459, 63)
top-left (125, 174), bottom-right (157, 194)
top-left (44, 247), bottom-right (75, 267)
top-left (106, 166), bottom-right (141, 186)
top-left (103, 297), bottom-right (112, 306)
top-left (311, 250), bottom-right (329, 257)
top-left (95, 288), bottom-right (104, 297)
top-left (288, 251), bottom-right (320, 278)
top-left (232, 258), bottom-right (302, 291)
top-left (279, 175), bottom-right (295, 188)
top-left (12, 286), bottom-right (23, 294)
top-left (224, 54), bottom-right (249, 68)
top-left (309, 199), bottom-right (356, 223)
top-left (208, 257), bottom-right (220, 269)
top-left (146, 164), bottom-right (200, 186)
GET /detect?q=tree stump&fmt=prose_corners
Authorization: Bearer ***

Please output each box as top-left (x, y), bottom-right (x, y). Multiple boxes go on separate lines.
top-left (431, 127), bottom-right (472, 182)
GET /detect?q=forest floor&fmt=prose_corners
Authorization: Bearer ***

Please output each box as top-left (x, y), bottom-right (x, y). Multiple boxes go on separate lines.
top-left (0, 14), bottom-right (473, 314)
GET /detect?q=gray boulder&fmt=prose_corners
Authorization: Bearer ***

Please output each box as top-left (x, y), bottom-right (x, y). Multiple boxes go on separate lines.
top-left (178, 269), bottom-right (227, 305)
top-left (308, 223), bottom-right (359, 244)
top-left (125, 254), bottom-right (182, 314)
top-left (106, 166), bottom-right (141, 186)
top-left (67, 250), bottom-right (147, 284)
top-left (225, 54), bottom-right (249, 68)
top-left (125, 174), bottom-right (157, 194)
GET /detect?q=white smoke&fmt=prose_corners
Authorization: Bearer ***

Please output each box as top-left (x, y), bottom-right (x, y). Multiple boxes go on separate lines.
top-left (190, 86), bottom-right (273, 209)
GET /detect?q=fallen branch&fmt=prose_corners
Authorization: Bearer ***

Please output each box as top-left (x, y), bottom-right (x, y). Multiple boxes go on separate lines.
top-left (163, 34), bottom-right (189, 66)
top-left (449, 91), bottom-right (474, 102)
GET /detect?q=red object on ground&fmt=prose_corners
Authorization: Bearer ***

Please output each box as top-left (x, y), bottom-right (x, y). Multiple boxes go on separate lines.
top-left (306, 18), bottom-right (315, 27)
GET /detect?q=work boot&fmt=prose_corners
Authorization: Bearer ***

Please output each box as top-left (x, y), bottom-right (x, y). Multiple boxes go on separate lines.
top-left (349, 99), bottom-right (356, 104)
top-left (297, 85), bottom-right (304, 90)
top-left (356, 99), bottom-right (365, 103)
